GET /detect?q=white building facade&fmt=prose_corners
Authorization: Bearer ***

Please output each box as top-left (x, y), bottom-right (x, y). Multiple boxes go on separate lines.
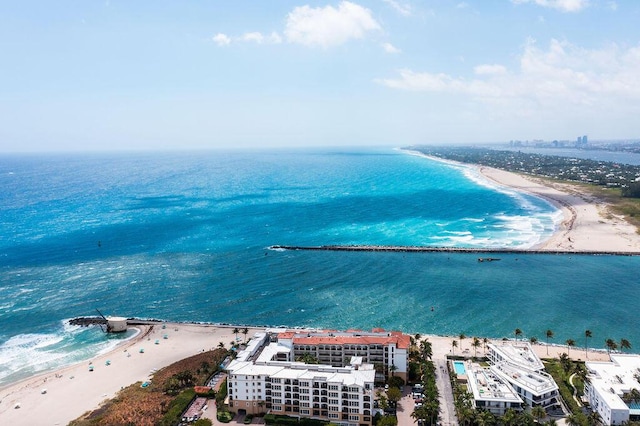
top-left (486, 342), bottom-right (560, 411)
top-left (585, 354), bottom-right (640, 426)
top-left (226, 331), bottom-right (377, 426)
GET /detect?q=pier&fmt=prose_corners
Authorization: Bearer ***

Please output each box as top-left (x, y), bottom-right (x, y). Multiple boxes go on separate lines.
top-left (269, 245), bottom-right (640, 256)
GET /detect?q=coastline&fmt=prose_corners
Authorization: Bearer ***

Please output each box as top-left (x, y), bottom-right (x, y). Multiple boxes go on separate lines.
top-left (405, 149), bottom-right (640, 253)
top-left (0, 321), bottom-right (617, 425)
top-left (0, 322), bottom-right (258, 425)
top-left (477, 166), bottom-right (640, 253)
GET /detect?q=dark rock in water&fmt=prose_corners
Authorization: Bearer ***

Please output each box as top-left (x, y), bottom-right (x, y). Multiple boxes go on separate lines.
top-left (69, 316), bottom-right (107, 327)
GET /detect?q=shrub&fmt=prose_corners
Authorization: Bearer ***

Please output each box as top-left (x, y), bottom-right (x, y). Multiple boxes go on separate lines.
top-left (159, 388), bottom-right (196, 426)
top-left (217, 410), bottom-right (234, 423)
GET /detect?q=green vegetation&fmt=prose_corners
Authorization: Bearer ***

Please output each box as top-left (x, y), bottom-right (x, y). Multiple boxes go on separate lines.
top-left (544, 355), bottom-right (584, 414)
top-left (264, 413), bottom-right (329, 425)
top-left (217, 409), bottom-right (234, 423)
top-left (159, 388), bottom-right (196, 426)
top-left (295, 352), bottom-right (320, 364)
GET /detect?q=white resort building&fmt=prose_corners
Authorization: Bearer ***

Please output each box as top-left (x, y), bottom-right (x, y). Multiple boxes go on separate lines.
top-left (225, 329), bottom-right (408, 425)
top-left (455, 342), bottom-right (560, 415)
top-left (584, 354), bottom-right (640, 426)
top-left (456, 360), bottom-right (523, 416)
top-left (488, 342), bottom-right (560, 410)
top-left (277, 328), bottom-right (410, 382)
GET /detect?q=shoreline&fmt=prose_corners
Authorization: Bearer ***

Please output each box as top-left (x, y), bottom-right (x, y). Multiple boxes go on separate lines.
top-left (404, 149), bottom-right (640, 253)
top-left (0, 321), bottom-right (623, 425)
top-left (477, 166), bottom-right (640, 253)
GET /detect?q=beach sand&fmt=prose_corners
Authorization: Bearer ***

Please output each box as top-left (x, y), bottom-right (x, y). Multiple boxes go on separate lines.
top-left (478, 166), bottom-right (640, 253)
top-left (0, 323), bottom-right (258, 425)
top-left (0, 321), bottom-right (615, 425)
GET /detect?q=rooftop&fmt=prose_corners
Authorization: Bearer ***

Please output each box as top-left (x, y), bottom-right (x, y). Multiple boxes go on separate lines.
top-left (489, 342), bottom-right (544, 371)
top-left (586, 354), bottom-right (640, 412)
top-left (466, 362), bottom-right (522, 404)
top-left (491, 362), bottom-right (558, 395)
top-left (279, 329), bottom-right (410, 349)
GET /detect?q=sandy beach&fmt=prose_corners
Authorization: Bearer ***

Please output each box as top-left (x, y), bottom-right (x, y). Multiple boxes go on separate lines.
top-left (0, 323), bottom-right (258, 425)
top-left (0, 321), bottom-right (615, 426)
top-left (478, 166), bottom-right (640, 253)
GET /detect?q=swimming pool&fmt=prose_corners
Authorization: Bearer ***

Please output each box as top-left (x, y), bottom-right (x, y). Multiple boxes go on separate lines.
top-left (453, 361), bottom-right (467, 375)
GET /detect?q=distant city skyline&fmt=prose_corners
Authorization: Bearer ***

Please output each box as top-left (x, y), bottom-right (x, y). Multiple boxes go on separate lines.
top-left (1, 1), bottom-right (639, 152)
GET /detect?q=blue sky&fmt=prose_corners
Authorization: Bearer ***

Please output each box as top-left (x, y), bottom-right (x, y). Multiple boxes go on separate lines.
top-left (1, 0), bottom-right (639, 152)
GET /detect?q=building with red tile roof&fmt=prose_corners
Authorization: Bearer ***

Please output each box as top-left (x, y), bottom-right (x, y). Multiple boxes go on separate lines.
top-left (277, 329), bottom-right (410, 381)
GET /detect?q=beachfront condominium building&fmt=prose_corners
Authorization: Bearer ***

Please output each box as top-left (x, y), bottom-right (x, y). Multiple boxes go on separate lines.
top-left (277, 329), bottom-right (410, 382)
top-left (457, 360), bottom-right (524, 416)
top-left (487, 342), bottom-right (560, 411)
top-left (584, 354), bottom-right (640, 425)
top-left (226, 331), bottom-right (376, 426)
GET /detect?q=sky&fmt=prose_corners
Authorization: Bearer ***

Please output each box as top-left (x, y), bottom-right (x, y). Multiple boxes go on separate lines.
top-left (1, 0), bottom-right (639, 152)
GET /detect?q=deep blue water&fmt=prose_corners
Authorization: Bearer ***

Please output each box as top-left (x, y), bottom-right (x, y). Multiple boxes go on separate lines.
top-left (0, 147), bottom-right (638, 386)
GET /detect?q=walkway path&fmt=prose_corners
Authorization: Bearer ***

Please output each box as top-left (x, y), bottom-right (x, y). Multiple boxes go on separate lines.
top-left (435, 358), bottom-right (458, 426)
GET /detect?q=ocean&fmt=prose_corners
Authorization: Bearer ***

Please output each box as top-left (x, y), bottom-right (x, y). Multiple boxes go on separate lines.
top-left (1, 147), bottom-right (638, 387)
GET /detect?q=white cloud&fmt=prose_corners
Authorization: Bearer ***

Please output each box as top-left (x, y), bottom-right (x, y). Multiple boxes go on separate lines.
top-left (376, 39), bottom-right (640, 106)
top-left (383, 0), bottom-right (412, 16)
top-left (212, 33), bottom-right (231, 46)
top-left (284, 1), bottom-right (381, 48)
top-left (214, 31), bottom-right (282, 46)
top-left (456, 2), bottom-right (469, 9)
top-left (381, 42), bottom-right (401, 54)
top-left (242, 32), bottom-right (265, 44)
top-left (511, 0), bottom-right (589, 13)
top-left (268, 32), bottom-right (283, 44)
top-left (474, 64), bottom-right (507, 75)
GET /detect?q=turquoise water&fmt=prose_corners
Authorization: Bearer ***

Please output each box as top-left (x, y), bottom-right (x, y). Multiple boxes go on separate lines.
top-left (454, 361), bottom-right (467, 375)
top-left (0, 147), bottom-right (637, 387)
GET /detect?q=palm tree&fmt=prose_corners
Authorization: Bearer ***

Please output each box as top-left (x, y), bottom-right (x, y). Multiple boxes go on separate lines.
top-left (501, 408), bottom-right (517, 426)
top-left (587, 410), bottom-right (601, 426)
top-left (515, 328), bottom-right (523, 342)
top-left (546, 329), bottom-right (554, 355)
top-left (530, 336), bottom-right (538, 344)
top-left (531, 406), bottom-right (546, 423)
top-left (459, 333), bottom-right (466, 353)
top-left (218, 341), bottom-right (225, 349)
top-left (451, 339), bottom-right (458, 355)
top-left (476, 409), bottom-right (495, 426)
top-left (566, 339), bottom-right (576, 358)
top-left (242, 327), bottom-right (249, 343)
top-left (388, 364), bottom-right (397, 377)
top-left (472, 337), bottom-right (481, 358)
top-left (483, 337), bottom-right (489, 354)
top-left (566, 413), bottom-right (581, 426)
top-left (620, 338), bottom-right (632, 352)
top-left (420, 339), bottom-right (433, 359)
top-left (605, 338), bottom-right (618, 355)
top-left (585, 329), bottom-right (592, 359)
top-left (233, 327), bottom-right (239, 342)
